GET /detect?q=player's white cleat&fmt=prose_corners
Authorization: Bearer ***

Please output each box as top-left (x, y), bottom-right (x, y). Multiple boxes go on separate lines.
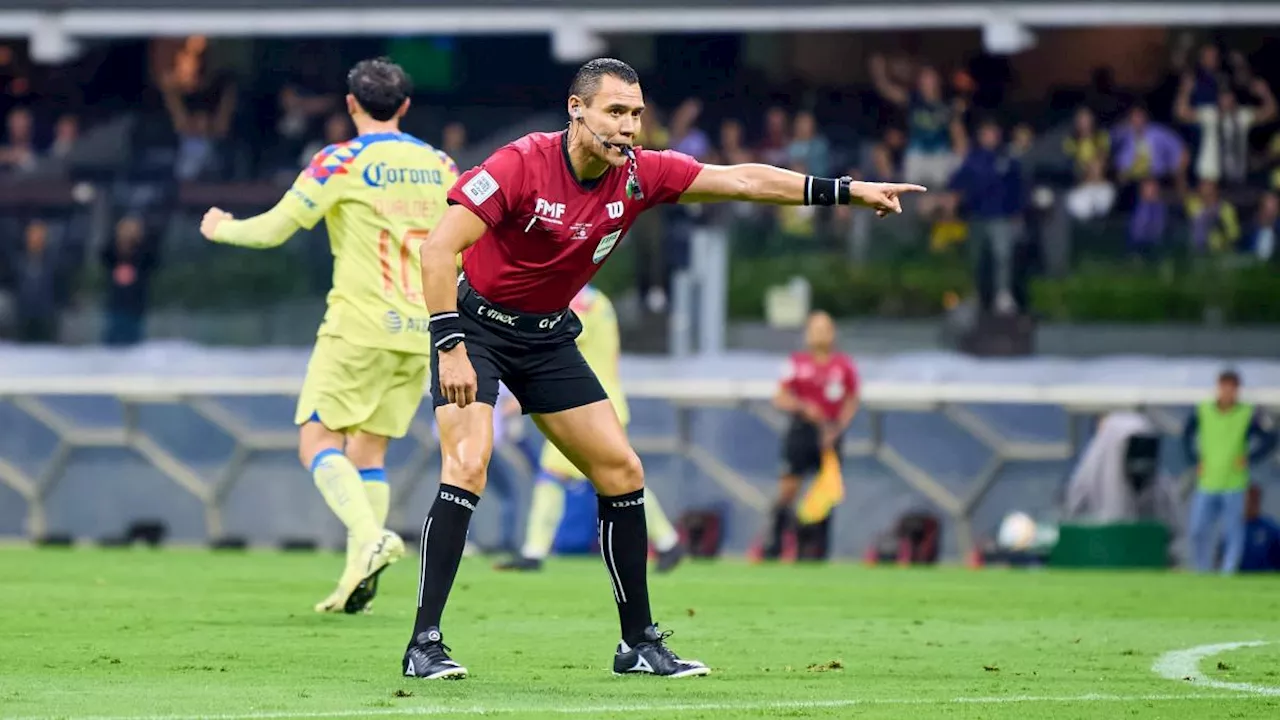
top-left (314, 530), bottom-right (405, 614)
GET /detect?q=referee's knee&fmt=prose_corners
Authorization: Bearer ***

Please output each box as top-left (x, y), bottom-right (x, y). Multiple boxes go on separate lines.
top-left (594, 450), bottom-right (644, 496)
top-left (442, 453), bottom-right (489, 496)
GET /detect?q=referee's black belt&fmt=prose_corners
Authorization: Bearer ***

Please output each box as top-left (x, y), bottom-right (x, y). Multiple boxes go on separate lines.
top-left (457, 277), bottom-right (568, 334)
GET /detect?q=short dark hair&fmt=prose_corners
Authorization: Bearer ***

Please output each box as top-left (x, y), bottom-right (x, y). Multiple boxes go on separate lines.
top-left (1219, 369), bottom-right (1241, 386)
top-left (347, 57), bottom-right (412, 122)
top-left (568, 58), bottom-right (640, 105)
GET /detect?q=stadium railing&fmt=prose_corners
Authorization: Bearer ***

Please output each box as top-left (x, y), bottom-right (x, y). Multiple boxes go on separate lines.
top-left (2, 375), bottom-right (1277, 559)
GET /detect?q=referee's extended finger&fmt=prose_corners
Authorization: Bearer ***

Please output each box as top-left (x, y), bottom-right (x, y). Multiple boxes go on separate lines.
top-left (887, 183), bottom-right (928, 193)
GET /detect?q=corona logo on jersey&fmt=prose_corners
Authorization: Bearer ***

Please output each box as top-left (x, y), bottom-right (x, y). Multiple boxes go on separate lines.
top-left (363, 162), bottom-right (446, 189)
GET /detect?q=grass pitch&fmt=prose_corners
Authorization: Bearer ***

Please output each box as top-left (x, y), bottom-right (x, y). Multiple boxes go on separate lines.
top-left (1, 546), bottom-right (1278, 719)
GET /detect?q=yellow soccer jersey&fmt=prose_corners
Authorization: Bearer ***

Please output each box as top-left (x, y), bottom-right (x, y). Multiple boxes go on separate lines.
top-left (282, 132), bottom-right (458, 354)
top-left (540, 285), bottom-right (628, 479)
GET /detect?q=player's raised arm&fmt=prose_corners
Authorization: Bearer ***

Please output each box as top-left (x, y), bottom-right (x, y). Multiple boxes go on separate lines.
top-left (200, 201), bottom-right (303, 249)
top-left (200, 142), bottom-right (350, 248)
top-left (679, 163), bottom-right (927, 217)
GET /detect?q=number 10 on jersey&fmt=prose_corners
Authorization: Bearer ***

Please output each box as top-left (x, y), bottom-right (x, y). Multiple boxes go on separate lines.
top-left (378, 229), bottom-right (429, 303)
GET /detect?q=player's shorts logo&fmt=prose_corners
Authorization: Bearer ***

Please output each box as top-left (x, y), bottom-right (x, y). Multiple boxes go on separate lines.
top-left (592, 230), bottom-right (622, 264)
top-left (475, 304), bottom-right (518, 327)
top-left (384, 310), bottom-right (404, 334)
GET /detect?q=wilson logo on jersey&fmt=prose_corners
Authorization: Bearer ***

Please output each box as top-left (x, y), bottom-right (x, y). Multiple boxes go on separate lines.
top-left (592, 230), bottom-right (622, 264)
top-left (363, 162), bottom-right (446, 189)
top-left (606, 201), bottom-right (624, 219)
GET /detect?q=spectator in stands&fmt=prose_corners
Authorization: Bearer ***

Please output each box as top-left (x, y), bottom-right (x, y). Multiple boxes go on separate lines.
top-left (716, 118), bottom-right (753, 166)
top-left (1063, 107), bottom-right (1110, 181)
top-left (756, 106), bottom-right (790, 168)
top-left (299, 112), bottom-right (351, 168)
top-left (1238, 485), bottom-right (1280, 573)
top-left (1174, 74), bottom-right (1275, 186)
top-left (1111, 105), bottom-right (1186, 187)
top-left (1184, 179), bottom-right (1240, 254)
top-left (869, 54), bottom-right (963, 192)
top-left (1065, 158), bottom-right (1116, 222)
top-left (276, 83), bottom-right (336, 147)
top-left (1183, 369), bottom-right (1278, 574)
top-left (442, 121), bottom-right (466, 158)
top-left (100, 215), bottom-right (158, 346)
top-left (787, 111), bottom-right (830, 178)
top-left (159, 40), bottom-right (237, 181)
top-left (1128, 178), bottom-right (1168, 260)
top-left (49, 114), bottom-right (79, 161)
top-left (865, 127), bottom-right (906, 182)
top-left (13, 219), bottom-right (60, 343)
top-left (1240, 191), bottom-right (1279, 263)
top-left (1254, 131), bottom-right (1280, 192)
top-left (948, 118), bottom-right (1024, 315)
top-left (0, 106), bottom-right (37, 174)
top-left (1186, 44), bottom-right (1226, 108)
top-left (667, 98), bottom-right (711, 160)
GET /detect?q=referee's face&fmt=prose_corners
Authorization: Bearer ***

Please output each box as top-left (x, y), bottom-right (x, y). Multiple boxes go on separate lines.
top-left (805, 312), bottom-right (835, 354)
top-left (583, 76), bottom-right (644, 167)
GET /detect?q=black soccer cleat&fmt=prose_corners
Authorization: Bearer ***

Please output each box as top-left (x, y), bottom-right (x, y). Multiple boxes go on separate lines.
top-left (494, 555), bottom-right (543, 572)
top-left (655, 544), bottom-right (685, 574)
top-left (343, 571), bottom-right (381, 614)
top-left (613, 625), bottom-right (709, 678)
top-left (403, 628), bottom-right (468, 680)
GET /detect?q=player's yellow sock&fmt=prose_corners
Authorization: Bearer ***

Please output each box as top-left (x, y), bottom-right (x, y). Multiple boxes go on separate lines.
top-left (346, 468), bottom-right (391, 562)
top-left (311, 449), bottom-right (380, 546)
top-left (644, 487), bottom-right (680, 552)
top-left (520, 477), bottom-right (566, 560)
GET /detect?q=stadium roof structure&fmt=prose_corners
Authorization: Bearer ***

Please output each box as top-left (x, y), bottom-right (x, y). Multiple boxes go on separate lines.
top-left (1, 1), bottom-right (1277, 62)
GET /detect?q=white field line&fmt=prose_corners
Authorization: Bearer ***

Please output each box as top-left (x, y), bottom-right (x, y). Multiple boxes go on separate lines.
top-left (1152, 640), bottom-right (1280, 696)
top-left (2, 692), bottom-right (1260, 720)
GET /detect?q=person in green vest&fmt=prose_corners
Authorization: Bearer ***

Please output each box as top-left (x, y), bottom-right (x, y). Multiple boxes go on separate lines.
top-left (1182, 369), bottom-right (1278, 574)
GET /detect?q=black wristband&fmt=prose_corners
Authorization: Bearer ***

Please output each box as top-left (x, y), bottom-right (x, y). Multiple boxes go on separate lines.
top-left (804, 176), bottom-right (853, 206)
top-left (429, 312), bottom-right (465, 350)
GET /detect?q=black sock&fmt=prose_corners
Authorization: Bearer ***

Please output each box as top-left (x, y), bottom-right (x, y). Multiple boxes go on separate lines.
top-left (767, 504), bottom-right (793, 555)
top-left (597, 488), bottom-right (653, 648)
top-left (412, 484), bottom-right (479, 640)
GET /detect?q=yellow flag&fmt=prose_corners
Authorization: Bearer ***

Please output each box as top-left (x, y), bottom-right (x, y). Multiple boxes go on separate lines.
top-left (797, 449), bottom-right (844, 525)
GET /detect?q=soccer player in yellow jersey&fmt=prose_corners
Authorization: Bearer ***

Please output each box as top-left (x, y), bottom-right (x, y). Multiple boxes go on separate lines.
top-left (198, 58), bottom-right (459, 613)
top-left (497, 285), bottom-right (685, 573)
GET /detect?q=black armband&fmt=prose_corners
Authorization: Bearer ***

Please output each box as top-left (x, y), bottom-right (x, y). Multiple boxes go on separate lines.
top-left (804, 175), bottom-right (853, 206)
top-left (430, 312), bottom-right (465, 351)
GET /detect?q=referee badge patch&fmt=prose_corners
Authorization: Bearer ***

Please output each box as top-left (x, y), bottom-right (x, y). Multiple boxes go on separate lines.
top-left (592, 230), bottom-right (622, 264)
top-left (462, 170), bottom-right (499, 204)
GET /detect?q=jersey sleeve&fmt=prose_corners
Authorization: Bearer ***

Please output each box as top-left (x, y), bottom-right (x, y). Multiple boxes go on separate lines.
top-left (845, 358), bottom-right (861, 399)
top-left (637, 148), bottom-right (704, 207)
top-left (446, 146), bottom-right (525, 227)
top-left (280, 144), bottom-right (350, 230)
top-left (779, 354), bottom-right (800, 392)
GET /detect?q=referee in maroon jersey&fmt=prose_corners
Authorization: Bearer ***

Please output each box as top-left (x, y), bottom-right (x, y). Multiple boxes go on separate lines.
top-left (403, 58), bottom-right (924, 680)
top-left (766, 311), bottom-right (860, 561)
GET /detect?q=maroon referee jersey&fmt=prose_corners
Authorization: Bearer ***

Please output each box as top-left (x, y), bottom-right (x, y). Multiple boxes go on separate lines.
top-left (781, 351), bottom-right (860, 422)
top-left (447, 131), bottom-right (703, 313)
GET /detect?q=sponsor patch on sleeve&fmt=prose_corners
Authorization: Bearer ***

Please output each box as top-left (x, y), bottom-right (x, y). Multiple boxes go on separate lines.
top-left (462, 169), bottom-right (499, 205)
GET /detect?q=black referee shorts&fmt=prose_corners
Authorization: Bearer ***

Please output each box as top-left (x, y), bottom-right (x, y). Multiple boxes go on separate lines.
top-left (781, 417), bottom-right (842, 478)
top-left (430, 279), bottom-right (609, 415)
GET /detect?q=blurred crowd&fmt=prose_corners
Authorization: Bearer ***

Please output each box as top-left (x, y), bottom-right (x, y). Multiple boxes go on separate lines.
top-left (2, 34), bottom-right (1279, 344)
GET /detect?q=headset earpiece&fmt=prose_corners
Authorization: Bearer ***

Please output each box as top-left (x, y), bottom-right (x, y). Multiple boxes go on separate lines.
top-left (572, 107), bottom-right (583, 120)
